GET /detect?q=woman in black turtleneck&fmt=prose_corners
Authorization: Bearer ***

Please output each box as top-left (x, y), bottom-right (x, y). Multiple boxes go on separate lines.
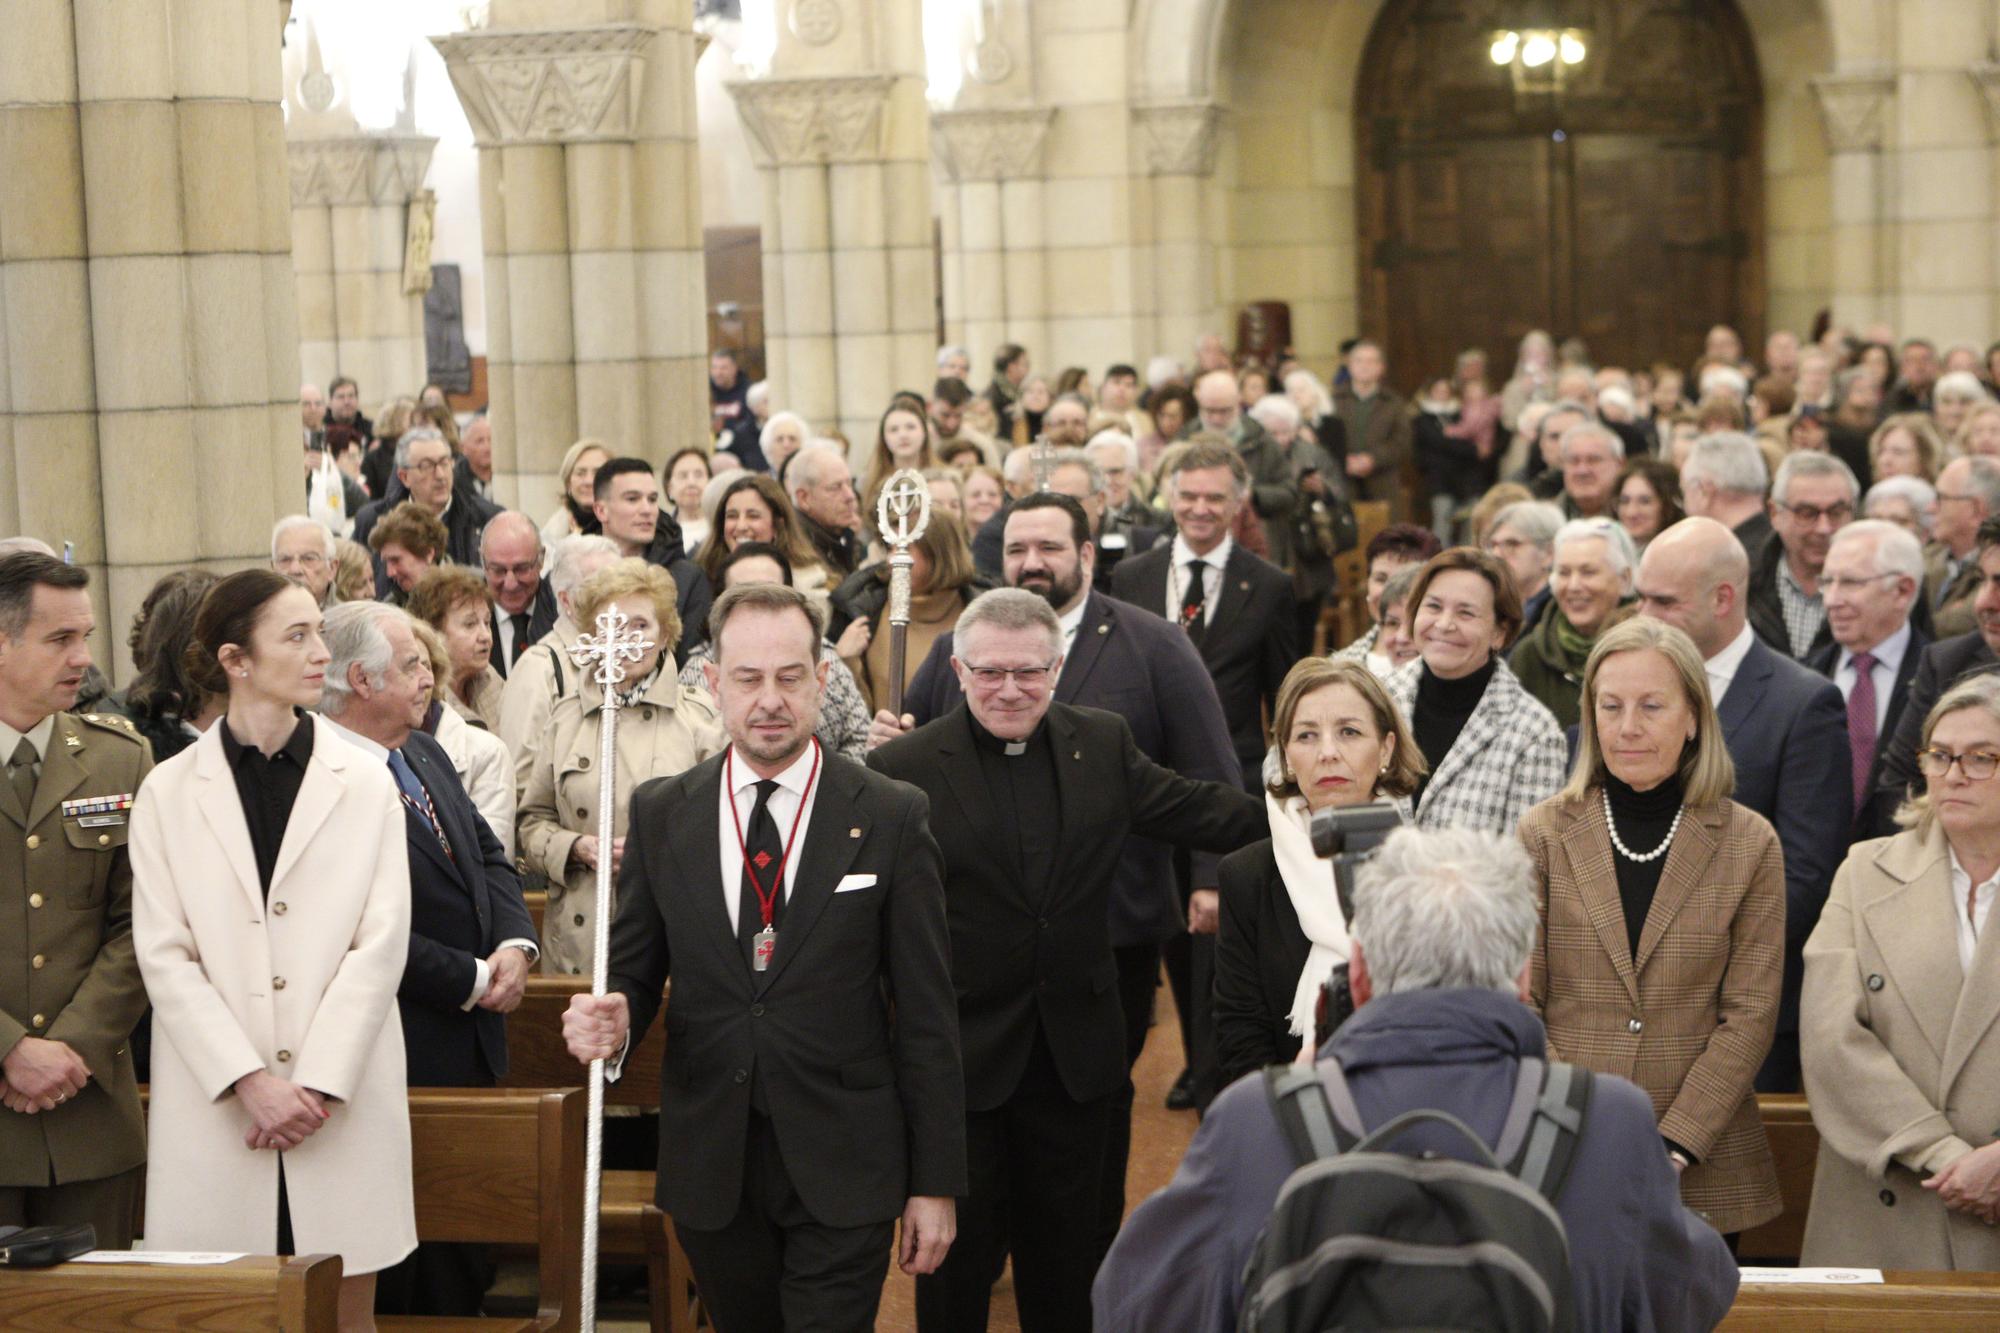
top-left (1386, 547), bottom-right (1568, 832)
top-left (1519, 615), bottom-right (1785, 1245)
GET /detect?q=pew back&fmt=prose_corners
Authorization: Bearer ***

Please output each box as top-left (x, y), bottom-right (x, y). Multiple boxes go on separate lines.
top-left (0, 1254), bottom-right (342, 1331)
top-left (501, 977), bottom-right (666, 1109)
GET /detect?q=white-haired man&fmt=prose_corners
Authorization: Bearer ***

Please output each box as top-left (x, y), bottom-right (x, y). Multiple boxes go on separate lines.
top-left (1557, 422), bottom-right (1623, 520)
top-left (789, 443), bottom-right (863, 578)
top-left (1678, 430), bottom-right (1773, 562)
top-left (1094, 826), bottom-right (1737, 1333)
top-left (1746, 452), bottom-right (1860, 659)
top-left (271, 514), bottom-right (337, 606)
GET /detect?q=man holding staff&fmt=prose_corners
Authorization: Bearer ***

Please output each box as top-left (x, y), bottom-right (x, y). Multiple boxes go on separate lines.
top-left (564, 584), bottom-right (964, 1332)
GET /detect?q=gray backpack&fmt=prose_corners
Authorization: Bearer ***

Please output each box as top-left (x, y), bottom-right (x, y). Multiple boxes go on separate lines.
top-left (1241, 1057), bottom-right (1592, 1333)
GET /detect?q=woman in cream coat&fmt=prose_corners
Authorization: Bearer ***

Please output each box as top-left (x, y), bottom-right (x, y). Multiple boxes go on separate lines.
top-left (131, 571), bottom-right (414, 1330)
top-left (518, 559), bottom-right (725, 974)
top-left (1801, 672), bottom-right (2000, 1269)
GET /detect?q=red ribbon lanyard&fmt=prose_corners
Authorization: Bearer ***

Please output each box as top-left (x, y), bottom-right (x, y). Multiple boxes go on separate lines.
top-left (726, 739), bottom-right (822, 930)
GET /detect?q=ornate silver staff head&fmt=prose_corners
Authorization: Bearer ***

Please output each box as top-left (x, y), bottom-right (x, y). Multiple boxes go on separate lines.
top-left (1031, 435), bottom-right (1057, 491)
top-left (569, 603), bottom-right (655, 698)
top-left (876, 468), bottom-right (933, 552)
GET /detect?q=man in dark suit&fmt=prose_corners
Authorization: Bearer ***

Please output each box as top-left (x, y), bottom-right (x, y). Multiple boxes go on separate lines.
top-left (318, 601), bottom-right (538, 1317)
top-left (868, 588), bottom-right (1262, 1332)
top-left (1638, 518), bottom-right (1851, 1092)
top-left (479, 513), bottom-right (557, 678)
top-left (1745, 452), bottom-right (1858, 660)
top-left (1805, 521), bottom-right (1930, 844)
top-left (1870, 516), bottom-right (2000, 836)
top-left (589, 457), bottom-right (712, 662)
top-left (970, 441), bottom-right (1101, 578)
top-left (350, 427), bottom-right (502, 595)
top-left (1110, 439), bottom-right (1296, 791)
top-left (874, 492), bottom-right (1241, 1258)
top-left (1678, 430), bottom-right (1774, 564)
top-left (564, 584), bottom-right (963, 1333)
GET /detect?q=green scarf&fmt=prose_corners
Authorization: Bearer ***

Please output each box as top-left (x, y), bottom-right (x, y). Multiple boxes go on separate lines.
top-left (1550, 607), bottom-right (1597, 672)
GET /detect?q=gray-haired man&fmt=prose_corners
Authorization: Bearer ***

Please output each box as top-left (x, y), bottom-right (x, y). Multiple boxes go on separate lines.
top-left (1094, 827), bottom-right (1738, 1333)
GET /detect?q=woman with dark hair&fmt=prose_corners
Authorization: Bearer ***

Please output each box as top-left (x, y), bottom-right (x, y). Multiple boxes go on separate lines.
top-left (405, 566), bottom-right (502, 732)
top-left (829, 511), bottom-right (991, 714)
top-left (692, 472), bottom-right (832, 621)
top-left (1138, 385), bottom-right (1198, 500)
top-left (131, 570), bottom-right (414, 1328)
top-left (116, 569), bottom-right (224, 762)
top-left (1332, 522), bottom-right (1442, 667)
top-left (664, 446), bottom-right (713, 554)
top-left (1614, 456), bottom-right (1686, 551)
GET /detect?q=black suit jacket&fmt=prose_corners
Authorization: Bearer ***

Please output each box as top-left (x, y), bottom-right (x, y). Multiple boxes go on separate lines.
top-left (490, 580), bottom-right (559, 677)
top-left (1869, 629), bottom-right (2000, 837)
top-left (1750, 539), bottom-right (1933, 660)
top-left (1732, 512), bottom-right (1775, 567)
top-left (868, 704), bottom-right (1262, 1112)
top-left (642, 518), bottom-right (715, 661)
top-left (395, 729), bottom-right (537, 1088)
top-left (1715, 634), bottom-right (1851, 1036)
top-left (608, 750), bottom-right (965, 1230)
top-left (901, 590), bottom-right (1242, 946)
top-left (1109, 541), bottom-right (1297, 785)
top-left (1212, 839), bottom-right (1312, 1091)
top-left (1805, 623), bottom-right (1928, 839)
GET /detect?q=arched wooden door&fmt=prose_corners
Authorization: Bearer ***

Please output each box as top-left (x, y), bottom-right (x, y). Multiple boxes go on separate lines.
top-left (1355, 0), bottom-right (1763, 389)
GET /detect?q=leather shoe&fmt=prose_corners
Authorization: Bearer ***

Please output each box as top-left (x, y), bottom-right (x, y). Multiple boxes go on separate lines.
top-left (1165, 1069), bottom-right (1195, 1111)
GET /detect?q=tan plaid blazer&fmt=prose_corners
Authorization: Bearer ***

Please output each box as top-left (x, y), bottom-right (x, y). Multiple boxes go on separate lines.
top-left (1523, 791), bottom-right (1784, 1234)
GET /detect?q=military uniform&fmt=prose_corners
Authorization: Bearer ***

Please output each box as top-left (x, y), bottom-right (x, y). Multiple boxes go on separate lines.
top-left (0, 710), bottom-right (153, 1246)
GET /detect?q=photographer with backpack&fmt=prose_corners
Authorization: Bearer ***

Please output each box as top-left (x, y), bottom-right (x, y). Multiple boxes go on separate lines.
top-left (1093, 825), bottom-right (1737, 1332)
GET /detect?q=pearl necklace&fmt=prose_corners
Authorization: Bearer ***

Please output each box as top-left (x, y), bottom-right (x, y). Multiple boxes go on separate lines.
top-left (1602, 790), bottom-right (1683, 863)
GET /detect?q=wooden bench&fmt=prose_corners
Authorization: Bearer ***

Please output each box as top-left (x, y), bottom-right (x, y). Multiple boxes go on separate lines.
top-left (524, 891), bottom-right (546, 940)
top-left (1721, 1271), bottom-right (2000, 1329)
top-left (0, 1254), bottom-right (342, 1331)
top-left (1739, 1094), bottom-right (1818, 1264)
top-left (499, 977), bottom-right (667, 1110)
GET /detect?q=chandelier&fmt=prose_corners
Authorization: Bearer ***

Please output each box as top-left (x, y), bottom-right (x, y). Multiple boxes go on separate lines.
top-left (1489, 28), bottom-right (1587, 94)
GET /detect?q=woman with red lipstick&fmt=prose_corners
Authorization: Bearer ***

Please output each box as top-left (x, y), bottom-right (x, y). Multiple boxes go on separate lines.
top-left (1799, 673), bottom-right (2000, 1268)
top-left (131, 570), bottom-right (416, 1328)
top-left (1213, 659), bottom-right (1425, 1089)
top-left (1523, 615), bottom-right (1783, 1242)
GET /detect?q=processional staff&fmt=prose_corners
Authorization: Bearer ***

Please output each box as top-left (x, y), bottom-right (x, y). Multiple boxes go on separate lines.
top-left (566, 605), bottom-right (654, 1332)
top-left (876, 469), bottom-right (934, 719)
top-left (1031, 434), bottom-right (1057, 491)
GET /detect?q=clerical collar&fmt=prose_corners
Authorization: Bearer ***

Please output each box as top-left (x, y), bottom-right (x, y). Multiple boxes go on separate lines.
top-left (969, 711), bottom-right (1045, 757)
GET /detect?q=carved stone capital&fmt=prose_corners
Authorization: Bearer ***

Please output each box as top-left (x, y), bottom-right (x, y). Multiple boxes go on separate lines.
top-left (430, 23), bottom-right (655, 147)
top-left (1971, 62), bottom-right (2000, 139)
top-left (288, 134), bottom-right (440, 208)
top-left (727, 75), bottom-right (895, 167)
top-left (1134, 101), bottom-right (1223, 176)
top-left (1811, 70), bottom-right (1894, 153)
top-left (931, 107), bottom-right (1055, 182)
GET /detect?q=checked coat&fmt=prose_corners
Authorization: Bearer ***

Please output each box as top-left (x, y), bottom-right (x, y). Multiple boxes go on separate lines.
top-left (1385, 657), bottom-right (1568, 836)
top-left (1523, 792), bottom-right (1785, 1235)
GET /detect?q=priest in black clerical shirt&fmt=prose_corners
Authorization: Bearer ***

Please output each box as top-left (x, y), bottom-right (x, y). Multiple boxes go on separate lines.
top-left (868, 588), bottom-right (1262, 1333)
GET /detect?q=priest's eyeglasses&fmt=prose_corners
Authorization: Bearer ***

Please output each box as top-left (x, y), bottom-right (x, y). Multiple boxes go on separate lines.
top-left (962, 661), bottom-right (1057, 688)
top-left (1916, 747), bottom-right (2000, 781)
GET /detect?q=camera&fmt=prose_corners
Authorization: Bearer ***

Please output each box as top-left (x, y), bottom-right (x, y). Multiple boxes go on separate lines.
top-left (1307, 802), bottom-right (1402, 1047)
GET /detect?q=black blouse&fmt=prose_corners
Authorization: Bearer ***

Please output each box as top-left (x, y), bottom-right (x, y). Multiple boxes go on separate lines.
top-left (1411, 657), bottom-right (1496, 804)
top-left (220, 712), bottom-right (312, 898)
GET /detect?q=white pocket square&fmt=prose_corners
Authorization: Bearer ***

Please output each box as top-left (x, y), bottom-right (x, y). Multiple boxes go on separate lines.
top-left (835, 873), bottom-right (879, 893)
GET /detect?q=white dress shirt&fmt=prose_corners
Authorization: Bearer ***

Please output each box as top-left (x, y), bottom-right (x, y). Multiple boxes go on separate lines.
top-left (494, 609), bottom-right (525, 666)
top-left (1833, 620), bottom-right (1911, 735)
top-left (1950, 847), bottom-right (2000, 974)
top-left (718, 738), bottom-right (824, 936)
top-left (1166, 533), bottom-right (1234, 627)
top-left (320, 714), bottom-right (537, 1009)
top-left (1704, 622), bottom-right (1758, 706)
top-left (1051, 596), bottom-right (1088, 685)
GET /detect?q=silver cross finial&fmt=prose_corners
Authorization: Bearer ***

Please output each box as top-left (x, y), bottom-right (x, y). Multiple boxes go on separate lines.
top-left (570, 604), bottom-right (654, 693)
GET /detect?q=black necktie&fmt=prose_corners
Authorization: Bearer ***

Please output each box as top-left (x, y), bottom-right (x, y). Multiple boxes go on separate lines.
top-left (1180, 558), bottom-right (1208, 646)
top-left (737, 780), bottom-right (784, 964)
top-left (510, 613), bottom-right (530, 664)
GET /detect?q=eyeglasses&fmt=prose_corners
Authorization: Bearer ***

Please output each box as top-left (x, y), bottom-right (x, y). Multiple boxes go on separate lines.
top-left (484, 561), bottom-right (540, 581)
top-left (1821, 573), bottom-right (1901, 595)
top-left (1916, 747), bottom-right (2000, 780)
top-left (1937, 491), bottom-right (1977, 506)
top-left (404, 457), bottom-right (453, 476)
top-left (961, 661), bottom-right (1056, 687)
top-left (1777, 501), bottom-right (1854, 525)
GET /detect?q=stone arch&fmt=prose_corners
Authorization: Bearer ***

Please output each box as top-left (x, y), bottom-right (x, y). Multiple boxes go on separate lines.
top-left (1132, 0), bottom-right (1839, 367)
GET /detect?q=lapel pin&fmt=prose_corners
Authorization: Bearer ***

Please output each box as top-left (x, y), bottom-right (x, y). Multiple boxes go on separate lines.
top-left (1239, 580), bottom-right (1250, 591)
top-left (63, 734), bottom-right (79, 747)
top-left (1073, 750), bottom-right (1083, 760)
top-left (1097, 624), bottom-right (1108, 635)
top-left (849, 827), bottom-right (861, 838)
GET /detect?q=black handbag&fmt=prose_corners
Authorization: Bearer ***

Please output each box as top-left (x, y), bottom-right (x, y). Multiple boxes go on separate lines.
top-left (0, 1223), bottom-right (97, 1267)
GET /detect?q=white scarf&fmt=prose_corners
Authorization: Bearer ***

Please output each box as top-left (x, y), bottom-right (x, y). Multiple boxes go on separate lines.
top-left (1268, 789), bottom-right (1351, 1042)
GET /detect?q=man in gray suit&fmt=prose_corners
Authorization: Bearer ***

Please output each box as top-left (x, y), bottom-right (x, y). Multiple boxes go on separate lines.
top-left (870, 490), bottom-right (1241, 1258)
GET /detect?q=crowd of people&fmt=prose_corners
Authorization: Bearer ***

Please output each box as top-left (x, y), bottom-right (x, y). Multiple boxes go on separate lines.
top-left (8, 317), bottom-right (2000, 1331)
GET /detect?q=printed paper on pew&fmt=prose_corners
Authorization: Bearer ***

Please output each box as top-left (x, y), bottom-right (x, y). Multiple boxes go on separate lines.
top-left (1737, 1267), bottom-right (1884, 1284)
top-left (71, 1251), bottom-right (250, 1265)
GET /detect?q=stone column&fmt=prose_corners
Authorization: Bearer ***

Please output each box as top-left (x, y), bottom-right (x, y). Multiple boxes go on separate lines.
top-left (730, 74), bottom-right (936, 449)
top-left (1133, 101), bottom-right (1225, 366)
top-left (1968, 61), bottom-right (2000, 338)
top-left (933, 107), bottom-right (1054, 382)
top-left (288, 134), bottom-right (438, 398)
top-left (1812, 70), bottom-right (1895, 333)
top-left (0, 0), bottom-right (301, 679)
top-left (432, 1), bottom-right (708, 514)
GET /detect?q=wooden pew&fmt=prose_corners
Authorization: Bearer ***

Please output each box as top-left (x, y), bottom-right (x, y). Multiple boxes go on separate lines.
top-left (1331, 499), bottom-right (1391, 650)
top-left (0, 1254), bottom-right (342, 1331)
top-left (524, 891), bottom-right (546, 941)
top-left (499, 976), bottom-right (666, 1110)
top-left (1721, 1271), bottom-right (2000, 1329)
top-left (1739, 1094), bottom-right (1818, 1263)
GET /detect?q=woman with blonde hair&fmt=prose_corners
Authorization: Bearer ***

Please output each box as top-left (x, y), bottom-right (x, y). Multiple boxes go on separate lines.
top-left (406, 566), bottom-right (504, 732)
top-left (540, 438), bottom-right (612, 548)
top-left (1956, 401), bottom-right (2000, 459)
top-left (1800, 673), bottom-right (2000, 1267)
top-left (693, 472), bottom-right (832, 620)
top-left (1870, 413), bottom-right (1946, 484)
top-left (861, 400), bottom-right (941, 537)
top-left (517, 558), bottom-right (725, 973)
top-left (406, 618), bottom-right (516, 859)
top-left (1214, 658), bottom-right (1426, 1088)
top-left (1522, 615), bottom-right (1783, 1239)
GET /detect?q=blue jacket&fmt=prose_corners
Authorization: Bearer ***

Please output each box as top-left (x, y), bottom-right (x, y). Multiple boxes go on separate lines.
top-left (1093, 987), bottom-right (1739, 1333)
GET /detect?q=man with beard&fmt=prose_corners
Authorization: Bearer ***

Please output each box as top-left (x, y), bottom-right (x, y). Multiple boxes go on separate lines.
top-left (871, 493), bottom-right (1240, 1261)
top-left (564, 584), bottom-right (964, 1331)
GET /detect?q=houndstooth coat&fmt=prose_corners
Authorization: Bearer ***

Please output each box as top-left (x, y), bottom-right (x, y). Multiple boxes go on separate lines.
top-left (1385, 657), bottom-right (1569, 836)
